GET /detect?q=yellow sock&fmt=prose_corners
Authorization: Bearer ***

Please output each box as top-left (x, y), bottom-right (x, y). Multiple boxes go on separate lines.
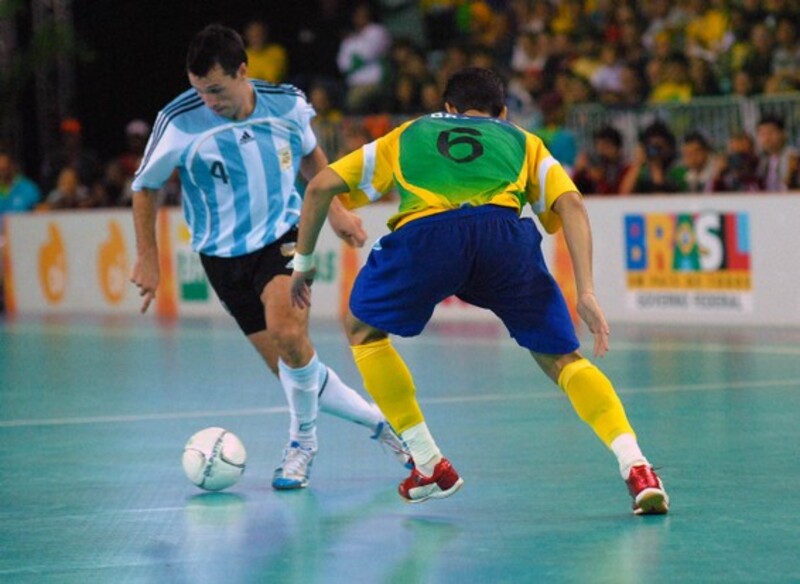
top-left (558, 358), bottom-right (635, 447)
top-left (351, 338), bottom-right (424, 433)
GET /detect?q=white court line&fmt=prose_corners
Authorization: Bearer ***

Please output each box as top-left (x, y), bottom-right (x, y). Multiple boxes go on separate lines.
top-left (0, 378), bottom-right (795, 429)
top-left (0, 406), bottom-right (288, 428)
top-left (6, 321), bottom-right (800, 355)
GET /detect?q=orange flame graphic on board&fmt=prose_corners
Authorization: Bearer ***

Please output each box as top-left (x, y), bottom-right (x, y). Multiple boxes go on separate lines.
top-left (38, 222), bottom-right (67, 304)
top-left (98, 220), bottom-right (129, 304)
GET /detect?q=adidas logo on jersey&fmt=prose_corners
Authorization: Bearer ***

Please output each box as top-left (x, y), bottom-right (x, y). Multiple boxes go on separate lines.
top-left (239, 130), bottom-right (254, 145)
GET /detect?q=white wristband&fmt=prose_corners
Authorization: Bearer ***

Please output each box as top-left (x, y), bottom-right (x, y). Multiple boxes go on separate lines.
top-left (293, 252), bottom-right (315, 272)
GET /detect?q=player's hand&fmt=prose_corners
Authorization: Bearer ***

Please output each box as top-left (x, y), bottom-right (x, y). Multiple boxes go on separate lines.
top-left (576, 290), bottom-right (610, 358)
top-left (289, 268), bottom-right (316, 309)
top-left (329, 208), bottom-right (367, 248)
top-left (130, 252), bottom-right (159, 314)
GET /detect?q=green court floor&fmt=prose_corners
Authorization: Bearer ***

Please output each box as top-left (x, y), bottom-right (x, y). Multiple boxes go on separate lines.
top-left (1, 316), bottom-right (799, 583)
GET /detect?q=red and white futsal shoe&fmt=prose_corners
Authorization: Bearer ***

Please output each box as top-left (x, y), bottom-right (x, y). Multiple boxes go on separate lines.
top-left (626, 464), bottom-right (670, 515)
top-left (398, 457), bottom-right (464, 503)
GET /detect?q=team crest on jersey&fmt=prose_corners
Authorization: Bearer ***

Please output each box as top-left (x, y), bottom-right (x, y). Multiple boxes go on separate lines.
top-left (280, 242), bottom-right (296, 257)
top-left (279, 146), bottom-right (292, 170)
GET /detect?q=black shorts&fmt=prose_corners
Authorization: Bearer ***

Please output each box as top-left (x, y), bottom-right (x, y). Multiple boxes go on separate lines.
top-left (200, 228), bottom-right (298, 335)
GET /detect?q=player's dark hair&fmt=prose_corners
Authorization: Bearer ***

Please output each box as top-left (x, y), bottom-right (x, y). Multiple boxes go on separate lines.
top-left (186, 24), bottom-right (248, 78)
top-left (443, 67), bottom-right (506, 117)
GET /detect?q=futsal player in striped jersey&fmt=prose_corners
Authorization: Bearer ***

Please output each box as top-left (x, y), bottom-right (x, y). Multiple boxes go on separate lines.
top-left (290, 67), bottom-right (669, 514)
top-left (130, 24), bottom-right (409, 490)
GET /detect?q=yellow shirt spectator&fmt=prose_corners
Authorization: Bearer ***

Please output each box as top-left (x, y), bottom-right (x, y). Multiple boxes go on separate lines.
top-left (243, 20), bottom-right (288, 84)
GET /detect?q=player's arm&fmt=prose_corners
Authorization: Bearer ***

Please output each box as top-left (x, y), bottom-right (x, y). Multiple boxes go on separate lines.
top-left (130, 189), bottom-right (160, 314)
top-left (289, 168), bottom-right (351, 308)
top-left (301, 145), bottom-right (366, 248)
top-left (552, 191), bottom-right (610, 357)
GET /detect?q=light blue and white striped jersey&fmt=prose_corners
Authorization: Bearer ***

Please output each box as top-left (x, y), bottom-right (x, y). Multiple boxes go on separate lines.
top-left (132, 80), bottom-right (317, 257)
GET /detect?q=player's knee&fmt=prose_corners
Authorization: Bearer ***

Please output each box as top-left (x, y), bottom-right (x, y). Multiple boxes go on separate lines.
top-left (531, 350), bottom-right (584, 384)
top-left (267, 325), bottom-right (311, 363)
top-left (344, 312), bottom-right (386, 346)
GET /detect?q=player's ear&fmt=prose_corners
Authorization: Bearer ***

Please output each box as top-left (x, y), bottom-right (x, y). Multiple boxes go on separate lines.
top-left (237, 62), bottom-right (248, 79)
top-left (498, 106), bottom-right (508, 120)
top-left (444, 102), bottom-right (458, 114)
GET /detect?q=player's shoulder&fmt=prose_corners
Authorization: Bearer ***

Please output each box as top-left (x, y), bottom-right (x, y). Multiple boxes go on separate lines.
top-left (252, 79), bottom-right (308, 103)
top-left (512, 122), bottom-right (545, 148)
top-left (158, 88), bottom-right (205, 122)
top-left (406, 113), bottom-right (527, 140)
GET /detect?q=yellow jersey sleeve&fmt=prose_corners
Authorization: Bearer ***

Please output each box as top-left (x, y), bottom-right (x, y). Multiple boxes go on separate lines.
top-left (329, 124), bottom-right (407, 210)
top-left (523, 132), bottom-right (580, 234)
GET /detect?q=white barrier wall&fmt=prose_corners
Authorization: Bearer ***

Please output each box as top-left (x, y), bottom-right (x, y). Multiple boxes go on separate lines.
top-left (4, 194), bottom-right (800, 327)
top-left (581, 194), bottom-right (800, 326)
top-left (2, 209), bottom-right (348, 320)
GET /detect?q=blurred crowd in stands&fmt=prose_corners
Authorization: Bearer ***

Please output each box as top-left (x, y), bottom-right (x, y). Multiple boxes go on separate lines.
top-left (2, 0), bottom-right (800, 227)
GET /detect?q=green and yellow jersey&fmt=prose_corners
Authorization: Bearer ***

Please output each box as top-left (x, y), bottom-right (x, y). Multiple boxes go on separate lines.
top-left (329, 112), bottom-right (579, 233)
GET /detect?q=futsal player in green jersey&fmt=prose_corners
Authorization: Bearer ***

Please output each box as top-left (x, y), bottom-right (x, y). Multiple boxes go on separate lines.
top-left (289, 68), bottom-right (669, 514)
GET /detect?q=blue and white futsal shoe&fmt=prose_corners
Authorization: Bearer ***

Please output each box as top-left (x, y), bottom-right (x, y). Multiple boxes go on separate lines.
top-left (272, 441), bottom-right (317, 490)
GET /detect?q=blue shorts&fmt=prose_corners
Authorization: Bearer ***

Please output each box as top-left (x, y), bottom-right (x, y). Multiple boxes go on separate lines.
top-left (350, 205), bottom-right (580, 355)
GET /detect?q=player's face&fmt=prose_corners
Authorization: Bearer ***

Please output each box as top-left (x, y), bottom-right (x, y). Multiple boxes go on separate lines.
top-left (189, 63), bottom-right (253, 120)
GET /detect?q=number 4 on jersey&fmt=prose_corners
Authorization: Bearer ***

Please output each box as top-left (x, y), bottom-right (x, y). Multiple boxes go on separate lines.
top-left (210, 161), bottom-right (230, 184)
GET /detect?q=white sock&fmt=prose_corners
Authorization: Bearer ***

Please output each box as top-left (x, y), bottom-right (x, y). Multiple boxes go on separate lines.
top-left (610, 433), bottom-right (649, 479)
top-left (401, 422), bottom-right (442, 476)
top-left (317, 365), bottom-right (383, 432)
top-left (278, 354), bottom-right (320, 447)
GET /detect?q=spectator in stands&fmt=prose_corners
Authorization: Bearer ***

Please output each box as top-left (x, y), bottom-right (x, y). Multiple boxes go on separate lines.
top-left (243, 20), bottom-right (288, 84)
top-left (649, 52), bottom-right (693, 103)
top-left (434, 42), bottom-right (470, 93)
top-left (684, 0), bottom-right (733, 62)
top-left (563, 73), bottom-right (595, 107)
top-left (619, 120), bottom-right (683, 194)
top-left (689, 57), bottom-right (722, 96)
top-left (467, 1), bottom-right (514, 67)
top-left (613, 64), bottom-right (648, 107)
top-left (390, 74), bottom-right (421, 114)
top-left (511, 31), bottom-right (546, 83)
top-left (0, 151), bottom-right (40, 220)
top-left (337, 3), bottom-right (392, 113)
top-left (591, 44), bottom-right (625, 100)
top-left (42, 167), bottom-right (91, 209)
top-left (517, 0), bottom-right (553, 36)
top-left (309, 81), bottom-right (344, 159)
top-left (572, 125), bottom-right (630, 196)
top-left (755, 114), bottom-right (799, 192)
top-left (678, 132), bottom-right (720, 193)
top-left (506, 72), bottom-right (542, 128)
top-left (771, 16), bottom-right (800, 89)
top-left (420, 0), bottom-right (461, 52)
top-left (377, 0), bottom-right (425, 49)
top-left (731, 70), bottom-right (756, 97)
top-left (741, 22), bottom-right (774, 93)
top-left (419, 79), bottom-right (442, 112)
top-left (712, 131), bottom-right (763, 193)
top-left (39, 117), bottom-right (102, 195)
top-left (535, 92), bottom-right (578, 170)
top-left (641, 0), bottom-right (687, 54)
top-left (617, 9), bottom-right (649, 73)
top-left (105, 119), bottom-right (150, 207)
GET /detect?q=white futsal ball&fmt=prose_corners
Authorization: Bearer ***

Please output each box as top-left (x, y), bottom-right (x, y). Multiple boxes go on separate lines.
top-left (182, 427), bottom-right (246, 491)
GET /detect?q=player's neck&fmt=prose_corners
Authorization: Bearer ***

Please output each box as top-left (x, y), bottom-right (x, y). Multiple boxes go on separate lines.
top-left (233, 84), bottom-right (256, 121)
top-left (460, 109), bottom-right (493, 117)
